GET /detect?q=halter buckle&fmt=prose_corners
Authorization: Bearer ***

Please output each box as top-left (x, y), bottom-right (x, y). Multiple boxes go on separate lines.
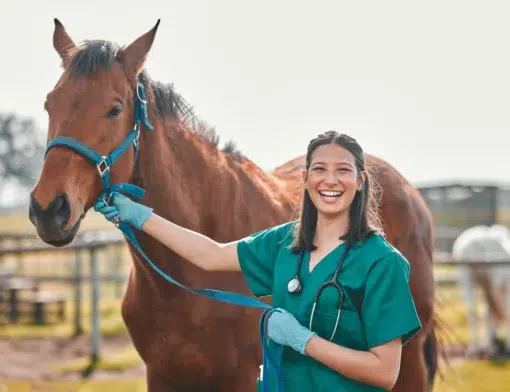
top-left (133, 131), bottom-right (140, 148)
top-left (136, 83), bottom-right (147, 104)
top-left (97, 156), bottom-right (110, 177)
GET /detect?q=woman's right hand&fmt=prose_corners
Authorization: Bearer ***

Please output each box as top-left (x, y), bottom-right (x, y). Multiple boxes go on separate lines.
top-left (94, 192), bottom-right (153, 230)
top-left (95, 192), bottom-right (241, 272)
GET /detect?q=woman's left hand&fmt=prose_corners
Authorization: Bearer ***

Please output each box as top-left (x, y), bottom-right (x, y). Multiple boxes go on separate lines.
top-left (267, 308), bottom-right (316, 355)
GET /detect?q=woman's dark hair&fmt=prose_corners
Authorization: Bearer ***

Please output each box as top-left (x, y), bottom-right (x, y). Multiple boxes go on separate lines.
top-left (291, 130), bottom-right (383, 253)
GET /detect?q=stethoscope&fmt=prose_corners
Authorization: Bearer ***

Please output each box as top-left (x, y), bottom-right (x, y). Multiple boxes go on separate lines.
top-left (287, 244), bottom-right (350, 341)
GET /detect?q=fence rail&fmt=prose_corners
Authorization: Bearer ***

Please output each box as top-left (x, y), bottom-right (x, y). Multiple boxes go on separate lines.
top-left (434, 251), bottom-right (510, 266)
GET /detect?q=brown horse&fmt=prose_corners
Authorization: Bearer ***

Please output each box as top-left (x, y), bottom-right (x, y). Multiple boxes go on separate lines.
top-left (30, 19), bottom-right (437, 392)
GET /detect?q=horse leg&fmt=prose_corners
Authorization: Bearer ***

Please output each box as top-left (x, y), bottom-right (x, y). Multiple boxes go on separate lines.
top-left (477, 267), bottom-right (508, 356)
top-left (459, 265), bottom-right (479, 355)
top-left (504, 276), bottom-right (510, 352)
top-left (500, 274), bottom-right (510, 355)
top-left (392, 334), bottom-right (428, 392)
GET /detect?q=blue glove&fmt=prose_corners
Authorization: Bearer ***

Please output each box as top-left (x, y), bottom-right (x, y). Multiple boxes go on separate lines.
top-left (94, 192), bottom-right (153, 230)
top-left (267, 308), bottom-right (316, 355)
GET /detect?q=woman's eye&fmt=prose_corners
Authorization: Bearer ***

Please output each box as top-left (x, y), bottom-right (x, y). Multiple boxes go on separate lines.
top-left (107, 105), bottom-right (123, 118)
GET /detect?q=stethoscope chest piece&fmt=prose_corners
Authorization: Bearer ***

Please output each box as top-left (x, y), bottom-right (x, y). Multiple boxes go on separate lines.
top-left (287, 277), bottom-right (302, 294)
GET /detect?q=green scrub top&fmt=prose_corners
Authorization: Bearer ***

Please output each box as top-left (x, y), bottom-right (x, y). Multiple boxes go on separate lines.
top-left (237, 221), bottom-right (421, 392)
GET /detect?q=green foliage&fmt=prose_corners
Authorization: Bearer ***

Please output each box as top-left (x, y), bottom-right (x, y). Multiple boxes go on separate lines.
top-left (0, 113), bottom-right (45, 188)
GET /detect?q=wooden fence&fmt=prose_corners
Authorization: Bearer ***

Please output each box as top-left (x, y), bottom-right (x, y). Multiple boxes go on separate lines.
top-left (0, 229), bottom-right (126, 362)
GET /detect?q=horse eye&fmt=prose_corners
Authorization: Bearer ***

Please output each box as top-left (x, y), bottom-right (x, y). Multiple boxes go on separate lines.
top-left (107, 104), bottom-right (123, 118)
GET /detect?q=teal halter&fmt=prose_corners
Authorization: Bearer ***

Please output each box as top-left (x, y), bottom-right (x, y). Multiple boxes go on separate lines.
top-left (44, 81), bottom-right (284, 392)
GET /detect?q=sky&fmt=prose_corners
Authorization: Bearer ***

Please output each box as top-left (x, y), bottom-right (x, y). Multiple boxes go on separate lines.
top-left (1, 0), bottom-right (510, 205)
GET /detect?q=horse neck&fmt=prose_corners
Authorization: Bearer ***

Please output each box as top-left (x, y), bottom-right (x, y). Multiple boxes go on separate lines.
top-left (129, 117), bottom-right (295, 285)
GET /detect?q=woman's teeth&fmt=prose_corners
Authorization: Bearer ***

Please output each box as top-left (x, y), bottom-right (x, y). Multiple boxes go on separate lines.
top-left (319, 191), bottom-right (343, 200)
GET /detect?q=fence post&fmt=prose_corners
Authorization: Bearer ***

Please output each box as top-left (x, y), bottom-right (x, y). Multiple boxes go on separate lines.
top-left (73, 250), bottom-right (83, 335)
top-left (90, 247), bottom-right (101, 362)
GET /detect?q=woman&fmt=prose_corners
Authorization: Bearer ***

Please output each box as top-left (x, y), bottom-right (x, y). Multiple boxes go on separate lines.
top-left (95, 131), bottom-right (421, 391)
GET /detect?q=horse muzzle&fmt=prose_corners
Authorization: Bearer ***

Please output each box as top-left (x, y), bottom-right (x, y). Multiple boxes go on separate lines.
top-left (29, 192), bottom-right (81, 246)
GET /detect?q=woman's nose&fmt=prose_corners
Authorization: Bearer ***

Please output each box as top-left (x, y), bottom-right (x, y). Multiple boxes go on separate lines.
top-left (324, 170), bottom-right (339, 184)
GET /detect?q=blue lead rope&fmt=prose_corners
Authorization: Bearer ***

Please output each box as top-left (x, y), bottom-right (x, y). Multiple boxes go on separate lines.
top-left (114, 187), bottom-right (285, 392)
top-left (44, 82), bottom-right (285, 392)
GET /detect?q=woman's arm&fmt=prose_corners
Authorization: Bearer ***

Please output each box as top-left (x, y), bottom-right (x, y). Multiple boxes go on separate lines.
top-left (141, 213), bottom-right (241, 272)
top-left (304, 335), bottom-right (402, 390)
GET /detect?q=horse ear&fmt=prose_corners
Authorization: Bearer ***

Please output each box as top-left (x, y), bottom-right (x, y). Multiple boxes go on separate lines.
top-left (119, 20), bottom-right (161, 84)
top-left (53, 18), bottom-right (77, 67)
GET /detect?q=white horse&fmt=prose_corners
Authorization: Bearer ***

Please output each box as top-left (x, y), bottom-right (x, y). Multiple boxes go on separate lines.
top-left (452, 225), bottom-right (510, 356)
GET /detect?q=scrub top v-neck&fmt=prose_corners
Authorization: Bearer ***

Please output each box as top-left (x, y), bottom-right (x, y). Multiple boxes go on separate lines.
top-left (237, 221), bottom-right (421, 392)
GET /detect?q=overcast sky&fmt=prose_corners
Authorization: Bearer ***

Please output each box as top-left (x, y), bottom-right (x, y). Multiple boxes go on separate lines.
top-left (1, 0), bottom-right (510, 204)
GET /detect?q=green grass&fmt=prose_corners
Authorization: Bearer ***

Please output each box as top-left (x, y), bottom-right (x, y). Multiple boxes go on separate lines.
top-left (0, 299), bottom-right (128, 338)
top-left (0, 210), bottom-right (113, 233)
top-left (0, 379), bottom-right (146, 392)
top-left (434, 359), bottom-right (510, 392)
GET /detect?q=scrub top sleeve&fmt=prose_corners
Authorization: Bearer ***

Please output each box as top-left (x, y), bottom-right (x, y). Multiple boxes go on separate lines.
top-left (237, 223), bottom-right (290, 297)
top-left (362, 251), bottom-right (422, 349)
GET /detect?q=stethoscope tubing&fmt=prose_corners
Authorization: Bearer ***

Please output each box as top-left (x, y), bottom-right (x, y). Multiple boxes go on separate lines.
top-left (289, 244), bottom-right (350, 340)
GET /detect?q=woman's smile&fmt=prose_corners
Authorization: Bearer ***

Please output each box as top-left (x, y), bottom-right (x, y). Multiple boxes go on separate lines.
top-left (318, 190), bottom-right (344, 203)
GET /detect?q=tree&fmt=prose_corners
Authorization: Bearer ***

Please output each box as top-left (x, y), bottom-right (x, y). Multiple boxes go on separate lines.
top-left (0, 113), bottom-right (45, 205)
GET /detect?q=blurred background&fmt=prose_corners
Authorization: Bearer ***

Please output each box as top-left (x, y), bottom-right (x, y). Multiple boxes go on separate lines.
top-left (2, 0), bottom-right (510, 390)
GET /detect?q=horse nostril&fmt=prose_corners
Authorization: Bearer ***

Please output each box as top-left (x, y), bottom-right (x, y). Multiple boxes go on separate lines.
top-left (52, 193), bottom-right (71, 225)
top-left (29, 195), bottom-right (40, 226)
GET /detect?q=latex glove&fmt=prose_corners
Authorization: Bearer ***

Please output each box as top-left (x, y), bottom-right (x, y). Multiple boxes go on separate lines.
top-left (94, 192), bottom-right (153, 230)
top-left (267, 308), bottom-right (316, 355)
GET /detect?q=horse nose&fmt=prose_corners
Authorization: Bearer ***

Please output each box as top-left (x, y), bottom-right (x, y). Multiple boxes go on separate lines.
top-left (29, 192), bottom-right (71, 229)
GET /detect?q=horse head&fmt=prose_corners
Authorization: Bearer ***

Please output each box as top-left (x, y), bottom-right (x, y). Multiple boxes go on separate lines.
top-left (29, 19), bottom-right (160, 246)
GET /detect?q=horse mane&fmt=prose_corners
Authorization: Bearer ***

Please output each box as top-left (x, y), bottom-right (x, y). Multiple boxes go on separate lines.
top-left (67, 39), bottom-right (241, 158)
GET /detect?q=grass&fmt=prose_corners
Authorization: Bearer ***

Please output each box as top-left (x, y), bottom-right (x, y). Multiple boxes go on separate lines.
top-left (434, 359), bottom-right (510, 392)
top-left (0, 379), bottom-right (147, 392)
top-left (0, 299), bottom-right (128, 338)
top-left (0, 209), bottom-right (112, 233)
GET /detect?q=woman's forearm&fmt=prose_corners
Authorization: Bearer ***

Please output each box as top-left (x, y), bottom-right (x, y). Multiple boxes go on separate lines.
top-left (304, 335), bottom-right (400, 390)
top-left (140, 213), bottom-right (241, 272)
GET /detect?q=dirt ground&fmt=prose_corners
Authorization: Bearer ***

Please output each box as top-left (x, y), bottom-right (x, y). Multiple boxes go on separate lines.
top-left (0, 334), bottom-right (145, 382)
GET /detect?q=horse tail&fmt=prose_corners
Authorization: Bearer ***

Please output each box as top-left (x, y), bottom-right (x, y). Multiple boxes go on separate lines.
top-left (427, 297), bottom-right (456, 391)
top-left (423, 326), bottom-right (437, 391)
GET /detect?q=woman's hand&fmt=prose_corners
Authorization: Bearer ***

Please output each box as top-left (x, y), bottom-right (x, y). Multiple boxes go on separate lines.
top-left (94, 192), bottom-right (153, 229)
top-left (267, 308), bottom-right (316, 355)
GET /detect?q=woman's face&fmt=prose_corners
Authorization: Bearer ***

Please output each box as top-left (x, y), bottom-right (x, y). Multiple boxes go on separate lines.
top-left (304, 143), bottom-right (365, 219)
